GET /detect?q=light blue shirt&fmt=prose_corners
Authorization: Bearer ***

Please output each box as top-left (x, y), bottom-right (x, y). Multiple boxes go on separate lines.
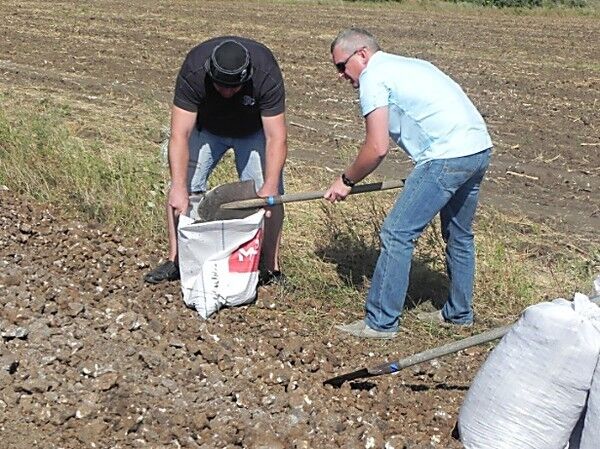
top-left (359, 51), bottom-right (492, 164)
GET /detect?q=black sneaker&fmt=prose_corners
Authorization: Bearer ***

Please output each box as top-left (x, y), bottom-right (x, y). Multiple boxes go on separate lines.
top-left (258, 270), bottom-right (286, 287)
top-left (144, 261), bottom-right (180, 284)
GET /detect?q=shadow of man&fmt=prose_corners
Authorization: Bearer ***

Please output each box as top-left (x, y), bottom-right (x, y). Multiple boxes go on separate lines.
top-left (315, 228), bottom-right (449, 312)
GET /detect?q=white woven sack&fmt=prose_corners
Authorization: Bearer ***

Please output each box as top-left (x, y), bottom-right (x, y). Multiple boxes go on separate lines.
top-left (565, 413), bottom-right (584, 449)
top-left (579, 356), bottom-right (600, 448)
top-left (459, 294), bottom-right (600, 449)
top-left (177, 209), bottom-right (265, 319)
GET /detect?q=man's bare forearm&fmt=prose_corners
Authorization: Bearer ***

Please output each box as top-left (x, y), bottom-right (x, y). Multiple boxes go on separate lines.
top-left (263, 137), bottom-right (287, 193)
top-left (168, 133), bottom-right (190, 189)
top-left (344, 140), bottom-right (386, 184)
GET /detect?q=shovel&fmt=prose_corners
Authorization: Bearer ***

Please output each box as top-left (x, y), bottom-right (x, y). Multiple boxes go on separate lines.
top-left (220, 179), bottom-right (405, 210)
top-left (323, 294), bottom-right (600, 388)
top-left (323, 325), bottom-right (511, 388)
top-left (194, 179), bottom-right (405, 222)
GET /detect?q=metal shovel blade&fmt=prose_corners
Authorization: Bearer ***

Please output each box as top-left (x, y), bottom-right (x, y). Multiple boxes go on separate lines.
top-left (322, 368), bottom-right (377, 388)
top-left (194, 180), bottom-right (261, 222)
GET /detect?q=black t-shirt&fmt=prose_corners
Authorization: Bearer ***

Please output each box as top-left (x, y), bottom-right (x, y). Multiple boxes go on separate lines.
top-left (173, 36), bottom-right (285, 137)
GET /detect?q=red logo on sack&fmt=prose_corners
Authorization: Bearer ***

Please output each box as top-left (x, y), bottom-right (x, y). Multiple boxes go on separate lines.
top-left (228, 229), bottom-right (262, 273)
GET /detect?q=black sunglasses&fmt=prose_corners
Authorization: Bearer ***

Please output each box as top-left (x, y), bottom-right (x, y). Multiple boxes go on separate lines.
top-left (335, 47), bottom-right (364, 73)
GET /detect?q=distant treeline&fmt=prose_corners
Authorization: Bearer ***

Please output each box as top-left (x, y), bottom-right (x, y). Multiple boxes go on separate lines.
top-left (344, 0), bottom-right (586, 7)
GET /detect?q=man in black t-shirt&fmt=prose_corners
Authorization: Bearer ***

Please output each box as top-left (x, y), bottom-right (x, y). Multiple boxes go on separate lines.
top-left (145, 37), bottom-right (287, 285)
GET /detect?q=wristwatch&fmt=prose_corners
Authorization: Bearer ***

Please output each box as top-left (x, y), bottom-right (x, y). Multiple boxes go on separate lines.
top-left (341, 173), bottom-right (355, 188)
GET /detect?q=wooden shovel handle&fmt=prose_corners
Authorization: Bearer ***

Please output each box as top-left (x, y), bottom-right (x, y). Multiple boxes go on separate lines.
top-left (220, 179), bottom-right (405, 210)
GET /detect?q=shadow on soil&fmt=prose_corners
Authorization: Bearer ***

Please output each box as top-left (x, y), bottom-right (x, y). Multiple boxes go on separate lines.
top-left (316, 236), bottom-right (449, 310)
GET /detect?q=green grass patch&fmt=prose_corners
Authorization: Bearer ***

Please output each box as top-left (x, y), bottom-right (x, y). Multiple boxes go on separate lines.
top-left (0, 99), bottom-right (167, 234)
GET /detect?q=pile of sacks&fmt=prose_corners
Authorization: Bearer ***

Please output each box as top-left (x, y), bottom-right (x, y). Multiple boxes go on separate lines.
top-left (459, 293), bottom-right (600, 449)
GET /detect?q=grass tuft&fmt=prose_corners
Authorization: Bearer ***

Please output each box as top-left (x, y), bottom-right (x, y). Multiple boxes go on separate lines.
top-left (0, 100), bottom-right (167, 233)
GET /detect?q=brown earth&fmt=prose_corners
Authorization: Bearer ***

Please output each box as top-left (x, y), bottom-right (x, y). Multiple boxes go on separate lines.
top-left (0, 1), bottom-right (599, 448)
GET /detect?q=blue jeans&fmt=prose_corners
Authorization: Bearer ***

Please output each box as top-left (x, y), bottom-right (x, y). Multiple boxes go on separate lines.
top-left (364, 148), bottom-right (492, 331)
top-left (187, 127), bottom-right (284, 194)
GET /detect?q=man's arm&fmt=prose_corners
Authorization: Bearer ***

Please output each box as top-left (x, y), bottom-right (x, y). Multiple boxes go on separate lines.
top-left (325, 106), bottom-right (389, 202)
top-left (168, 105), bottom-right (197, 215)
top-left (257, 112), bottom-right (288, 197)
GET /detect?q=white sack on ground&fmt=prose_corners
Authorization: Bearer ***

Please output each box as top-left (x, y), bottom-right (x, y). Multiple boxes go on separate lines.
top-left (568, 286), bottom-right (600, 449)
top-left (580, 357), bottom-right (600, 448)
top-left (566, 411), bottom-right (585, 449)
top-left (177, 209), bottom-right (265, 319)
top-left (459, 294), bottom-right (600, 449)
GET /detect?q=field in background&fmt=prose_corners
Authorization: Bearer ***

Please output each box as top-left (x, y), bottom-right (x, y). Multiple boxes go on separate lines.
top-left (0, 1), bottom-right (599, 446)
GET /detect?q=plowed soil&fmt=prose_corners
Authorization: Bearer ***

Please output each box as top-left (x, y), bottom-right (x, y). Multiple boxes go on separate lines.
top-left (0, 1), bottom-right (598, 448)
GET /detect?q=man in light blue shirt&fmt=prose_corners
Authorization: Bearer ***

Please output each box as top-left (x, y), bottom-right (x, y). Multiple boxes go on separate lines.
top-left (325, 28), bottom-right (492, 339)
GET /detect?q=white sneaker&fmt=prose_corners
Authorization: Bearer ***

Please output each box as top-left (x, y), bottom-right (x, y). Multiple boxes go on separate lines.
top-left (335, 319), bottom-right (398, 339)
